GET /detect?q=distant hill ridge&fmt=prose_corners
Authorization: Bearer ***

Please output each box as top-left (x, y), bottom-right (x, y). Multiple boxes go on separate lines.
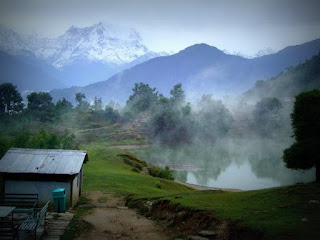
top-left (242, 52), bottom-right (320, 103)
top-left (50, 38), bottom-right (320, 105)
top-left (0, 50), bottom-right (65, 92)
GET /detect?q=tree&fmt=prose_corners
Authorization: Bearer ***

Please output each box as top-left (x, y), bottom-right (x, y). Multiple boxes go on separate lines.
top-left (0, 83), bottom-right (24, 114)
top-left (126, 82), bottom-right (158, 112)
top-left (149, 92), bottom-right (193, 144)
top-left (13, 129), bottom-right (76, 150)
top-left (60, 130), bottom-right (76, 149)
top-left (150, 97), bottom-right (180, 143)
top-left (105, 106), bottom-right (120, 123)
top-left (55, 98), bottom-right (73, 115)
top-left (283, 89), bottom-right (320, 182)
top-left (75, 92), bottom-right (89, 111)
top-left (27, 92), bottom-right (55, 122)
top-left (170, 83), bottom-right (185, 106)
top-left (92, 97), bottom-right (103, 111)
top-left (75, 92), bottom-right (86, 104)
top-left (195, 94), bottom-right (233, 142)
top-left (107, 100), bottom-right (121, 110)
top-left (252, 97), bottom-right (282, 136)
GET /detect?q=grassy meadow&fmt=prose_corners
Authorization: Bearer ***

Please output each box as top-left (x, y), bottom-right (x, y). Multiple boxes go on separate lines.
top-left (1, 111), bottom-right (319, 239)
top-left (76, 139), bottom-right (320, 239)
top-left (81, 142), bottom-right (192, 197)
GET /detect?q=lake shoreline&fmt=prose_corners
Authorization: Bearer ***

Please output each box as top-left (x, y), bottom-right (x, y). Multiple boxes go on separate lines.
top-left (175, 181), bottom-right (243, 192)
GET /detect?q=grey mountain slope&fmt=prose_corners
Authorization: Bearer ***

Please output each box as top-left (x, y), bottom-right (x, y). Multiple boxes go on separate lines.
top-left (0, 24), bottom-right (169, 89)
top-left (0, 23), bottom-right (167, 88)
top-left (50, 39), bottom-right (320, 105)
top-left (0, 50), bottom-right (65, 92)
top-left (57, 52), bottom-right (168, 87)
top-left (0, 49), bottom-right (167, 92)
top-left (242, 52), bottom-right (320, 103)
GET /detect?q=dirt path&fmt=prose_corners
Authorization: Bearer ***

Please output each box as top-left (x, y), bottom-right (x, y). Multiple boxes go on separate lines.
top-left (104, 144), bottom-right (150, 150)
top-left (75, 124), bottom-right (118, 133)
top-left (76, 191), bottom-right (168, 240)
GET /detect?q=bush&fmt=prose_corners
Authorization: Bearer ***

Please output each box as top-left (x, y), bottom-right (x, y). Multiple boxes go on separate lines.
top-left (131, 168), bottom-right (140, 173)
top-left (149, 165), bottom-right (174, 180)
top-left (0, 137), bottom-right (10, 158)
top-left (13, 129), bottom-right (76, 150)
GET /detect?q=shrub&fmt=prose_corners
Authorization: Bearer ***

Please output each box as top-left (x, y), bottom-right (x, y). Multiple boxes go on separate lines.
top-left (149, 165), bottom-right (174, 180)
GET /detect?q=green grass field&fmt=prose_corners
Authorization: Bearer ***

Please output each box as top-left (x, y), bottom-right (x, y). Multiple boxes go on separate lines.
top-left (2, 118), bottom-right (318, 239)
top-left (156, 184), bottom-right (320, 239)
top-left (80, 142), bottom-right (320, 239)
top-left (81, 143), bottom-right (192, 197)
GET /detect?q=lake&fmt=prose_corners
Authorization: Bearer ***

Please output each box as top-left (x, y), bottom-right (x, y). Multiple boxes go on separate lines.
top-left (132, 137), bottom-right (315, 190)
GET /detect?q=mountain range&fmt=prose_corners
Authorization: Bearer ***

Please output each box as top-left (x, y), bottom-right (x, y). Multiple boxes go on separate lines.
top-left (0, 23), bottom-right (167, 88)
top-left (50, 39), bottom-right (320, 105)
top-left (1, 23), bottom-right (320, 106)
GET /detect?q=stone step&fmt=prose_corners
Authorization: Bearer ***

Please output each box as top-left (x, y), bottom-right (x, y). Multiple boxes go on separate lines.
top-left (43, 237), bottom-right (61, 240)
top-left (42, 211), bottom-right (73, 240)
top-left (46, 221), bottom-right (70, 226)
top-left (188, 236), bottom-right (209, 240)
top-left (46, 230), bottom-right (64, 236)
top-left (199, 230), bottom-right (218, 237)
top-left (47, 226), bottom-right (68, 230)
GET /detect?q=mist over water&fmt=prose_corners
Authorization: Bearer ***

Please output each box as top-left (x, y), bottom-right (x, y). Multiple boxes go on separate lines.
top-left (133, 137), bottom-right (315, 190)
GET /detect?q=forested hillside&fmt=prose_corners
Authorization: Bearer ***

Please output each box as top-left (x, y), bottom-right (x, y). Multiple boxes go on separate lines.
top-left (243, 52), bottom-right (320, 103)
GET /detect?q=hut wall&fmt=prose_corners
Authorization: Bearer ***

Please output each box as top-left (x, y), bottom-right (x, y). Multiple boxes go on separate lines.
top-left (72, 174), bottom-right (80, 206)
top-left (5, 180), bottom-right (72, 207)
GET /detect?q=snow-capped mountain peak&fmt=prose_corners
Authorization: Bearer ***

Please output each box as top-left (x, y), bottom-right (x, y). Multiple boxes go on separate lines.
top-left (0, 23), bottom-right (170, 88)
top-left (52, 22), bottom-right (148, 68)
top-left (0, 22), bottom-right (149, 68)
top-left (254, 47), bottom-right (275, 58)
top-left (222, 47), bottom-right (275, 59)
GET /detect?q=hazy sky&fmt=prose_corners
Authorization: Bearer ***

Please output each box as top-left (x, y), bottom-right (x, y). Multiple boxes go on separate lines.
top-left (1, 0), bottom-right (319, 55)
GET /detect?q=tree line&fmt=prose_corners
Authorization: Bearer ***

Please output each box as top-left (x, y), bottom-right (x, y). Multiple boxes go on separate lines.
top-left (0, 82), bottom-right (120, 123)
top-left (122, 82), bottom-right (233, 144)
top-left (0, 81), bottom-right (234, 145)
top-left (1, 82), bottom-right (319, 181)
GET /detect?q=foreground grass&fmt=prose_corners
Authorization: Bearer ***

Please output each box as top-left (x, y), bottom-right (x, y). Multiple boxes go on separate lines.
top-left (61, 142), bottom-right (192, 239)
top-left (149, 183), bottom-right (320, 239)
top-left (2, 115), bottom-right (318, 239)
top-left (80, 142), bottom-right (320, 239)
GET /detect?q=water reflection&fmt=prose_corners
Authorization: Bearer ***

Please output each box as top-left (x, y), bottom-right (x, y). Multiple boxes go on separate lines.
top-left (132, 137), bottom-right (315, 190)
top-left (184, 162), bottom-right (280, 190)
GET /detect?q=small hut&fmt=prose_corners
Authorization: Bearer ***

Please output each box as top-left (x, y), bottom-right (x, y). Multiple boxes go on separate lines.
top-left (0, 148), bottom-right (88, 207)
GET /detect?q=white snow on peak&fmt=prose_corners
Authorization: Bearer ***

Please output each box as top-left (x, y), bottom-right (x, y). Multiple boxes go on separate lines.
top-left (0, 22), bottom-right (149, 68)
top-left (253, 47), bottom-right (275, 58)
top-left (223, 47), bottom-right (275, 59)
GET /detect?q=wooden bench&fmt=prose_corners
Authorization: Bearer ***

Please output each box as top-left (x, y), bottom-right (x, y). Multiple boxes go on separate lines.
top-left (0, 194), bottom-right (38, 213)
top-left (19, 201), bottom-right (50, 240)
top-left (0, 221), bottom-right (18, 240)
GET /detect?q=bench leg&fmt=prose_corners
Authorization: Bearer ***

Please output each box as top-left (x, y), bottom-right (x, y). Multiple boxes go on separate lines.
top-left (15, 226), bottom-right (19, 240)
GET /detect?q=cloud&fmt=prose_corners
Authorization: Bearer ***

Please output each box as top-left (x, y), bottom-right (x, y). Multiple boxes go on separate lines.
top-left (1, 0), bottom-right (319, 54)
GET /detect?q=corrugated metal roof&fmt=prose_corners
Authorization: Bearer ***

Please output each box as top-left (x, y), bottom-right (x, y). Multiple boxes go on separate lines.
top-left (0, 148), bottom-right (88, 175)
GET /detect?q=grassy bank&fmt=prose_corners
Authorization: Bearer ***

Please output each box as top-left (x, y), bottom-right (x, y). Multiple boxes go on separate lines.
top-left (146, 183), bottom-right (320, 239)
top-left (81, 143), bottom-right (192, 197)
top-left (80, 142), bottom-right (320, 239)
top-left (61, 144), bottom-right (191, 239)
